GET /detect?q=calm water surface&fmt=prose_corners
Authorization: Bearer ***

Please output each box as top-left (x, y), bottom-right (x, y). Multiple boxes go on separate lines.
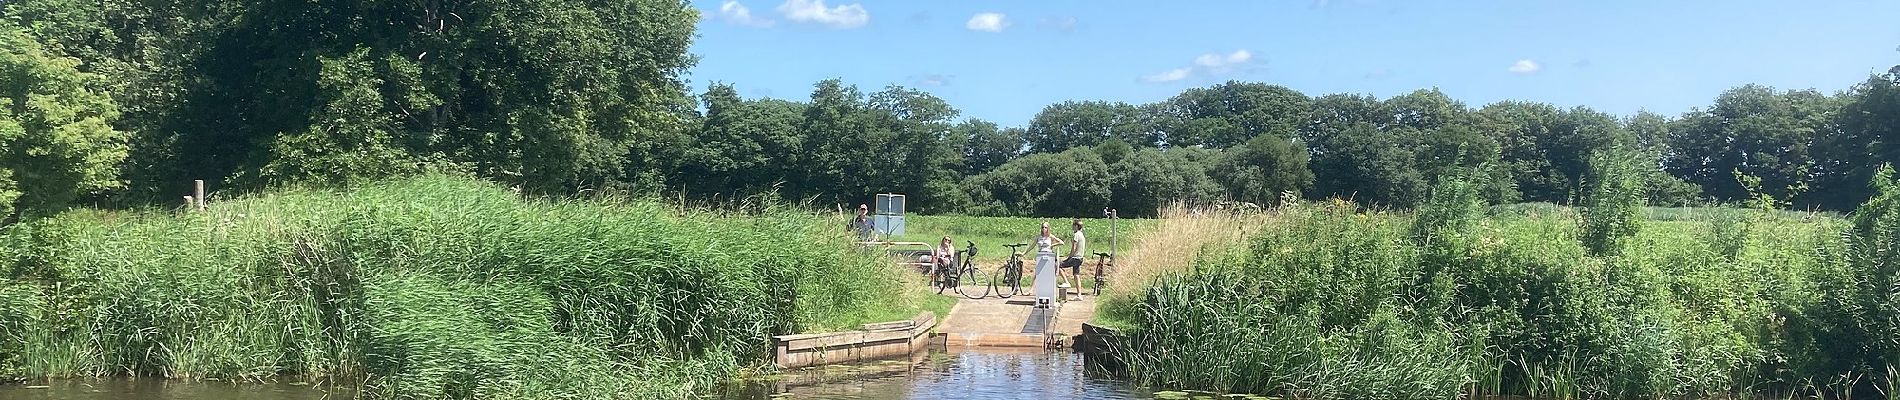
top-left (0, 379), bottom-right (355, 400)
top-left (725, 348), bottom-right (1154, 400)
top-left (0, 349), bottom-right (1147, 400)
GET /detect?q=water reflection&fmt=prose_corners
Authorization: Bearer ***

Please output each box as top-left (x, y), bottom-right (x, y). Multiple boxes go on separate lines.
top-left (0, 349), bottom-right (1145, 400)
top-left (729, 348), bottom-right (1152, 400)
top-left (0, 379), bottom-right (355, 400)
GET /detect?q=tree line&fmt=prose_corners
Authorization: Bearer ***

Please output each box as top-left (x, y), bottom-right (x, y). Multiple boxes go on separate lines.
top-left (0, 0), bottom-right (1894, 219)
top-left (686, 70), bottom-right (1899, 217)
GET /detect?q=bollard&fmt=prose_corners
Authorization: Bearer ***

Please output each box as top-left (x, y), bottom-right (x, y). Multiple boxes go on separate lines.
top-left (193, 180), bottom-right (206, 210)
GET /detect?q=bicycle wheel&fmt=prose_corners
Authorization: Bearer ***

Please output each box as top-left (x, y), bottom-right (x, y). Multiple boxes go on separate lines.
top-left (995, 261), bottom-right (1023, 298)
top-left (935, 268), bottom-right (951, 294)
top-left (956, 267), bottom-right (989, 299)
top-left (991, 265), bottom-right (1015, 298)
top-left (1089, 262), bottom-right (1103, 296)
top-left (1009, 259), bottom-right (1025, 296)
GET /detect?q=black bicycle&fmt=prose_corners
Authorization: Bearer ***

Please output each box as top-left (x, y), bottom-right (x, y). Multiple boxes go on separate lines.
top-left (991, 243), bottom-right (1030, 298)
top-left (1091, 252), bottom-right (1114, 296)
top-left (941, 241), bottom-right (989, 299)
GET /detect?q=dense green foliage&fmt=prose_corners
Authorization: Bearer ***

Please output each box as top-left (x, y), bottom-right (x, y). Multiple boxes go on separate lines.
top-left (0, 0), bottom-right (1891, 219)
top-left (6, 0), bottom-right (700, 198)
top-left (0, 175), bottom-right (930, 398)
top-left (1106, 186), bottom-right (1900, 399)
top-left (0, 26), bottom-right (126, 220)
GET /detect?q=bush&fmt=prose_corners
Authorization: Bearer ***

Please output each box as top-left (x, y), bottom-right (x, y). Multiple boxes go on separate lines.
top-left (1580, 151), bottom-right (1645, 256)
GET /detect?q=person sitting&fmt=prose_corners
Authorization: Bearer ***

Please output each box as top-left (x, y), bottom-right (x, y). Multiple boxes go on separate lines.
top-left (930, 236), bottom-right (956, 283)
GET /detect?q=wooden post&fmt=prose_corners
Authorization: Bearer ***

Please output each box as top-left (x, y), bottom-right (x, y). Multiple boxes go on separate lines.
top-left (184, 196), bottom-right (194, 209)
top-left (193, 180), bottom-right (206, 210)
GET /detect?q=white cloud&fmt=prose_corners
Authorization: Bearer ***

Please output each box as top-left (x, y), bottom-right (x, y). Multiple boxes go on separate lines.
top-left (717, 1), bottom-right (775, 27)
top-left (1039, 16), bottom-right (1078, 33)
top-left (1142, 49), bottom-right (1258, 83)
top-left (966, 12), bottom-right (1009, 32)
top-left (909, 74), bottom-right (953, 87)
top-left (1194, 49), bottom-right (1252, 68)
top-left (778, 0), bottom-right (869, 29)
top-left (1141, 68), bottom-right (1192, 83)
top-left (1509, 59), bottom-right (1541, 74)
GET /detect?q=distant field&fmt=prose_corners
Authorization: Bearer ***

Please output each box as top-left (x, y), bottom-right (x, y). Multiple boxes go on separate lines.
top-left (885, 215), bottom-right (1157, 264)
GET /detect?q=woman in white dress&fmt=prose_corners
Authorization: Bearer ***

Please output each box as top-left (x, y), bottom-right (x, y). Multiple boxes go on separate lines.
top-left (1034, 222), bottom-right (1065, 302)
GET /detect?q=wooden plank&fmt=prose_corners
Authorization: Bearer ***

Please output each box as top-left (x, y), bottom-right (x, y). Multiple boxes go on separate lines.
top-left (784, 329), bottom-right (914, 352)
top-left (860, 320), bottom-right (915, 331)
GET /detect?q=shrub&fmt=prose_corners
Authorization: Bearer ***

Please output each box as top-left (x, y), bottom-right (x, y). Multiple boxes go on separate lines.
top-left (1580, 151), bottom-right (1645, 256)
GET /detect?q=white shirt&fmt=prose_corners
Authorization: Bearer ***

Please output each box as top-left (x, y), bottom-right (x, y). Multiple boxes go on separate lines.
top-left (1070, 230), bottom-right (1087, 258)
top-left (1036, 235), bottom-right (1055, 254)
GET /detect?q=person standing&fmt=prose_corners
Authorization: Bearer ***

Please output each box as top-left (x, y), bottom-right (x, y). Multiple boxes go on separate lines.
top-left (848, 203), bottom-right (872, 240)
top-left (1061, 219), bottom-right (1086, 299)
top-left (1035, 222), bottom-right (1065, 303)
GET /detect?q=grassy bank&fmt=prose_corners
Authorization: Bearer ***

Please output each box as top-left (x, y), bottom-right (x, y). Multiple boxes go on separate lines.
top-left (0, 175), bottom-right (934, 399)
top-left (895, 215), bottom-right (1156, 264)
top-left (1102, 192), bottom-right (1900, 399)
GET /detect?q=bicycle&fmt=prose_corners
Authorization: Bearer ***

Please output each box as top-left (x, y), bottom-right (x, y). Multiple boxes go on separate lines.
top-left (1090, 252), bottom-right (1114, 296)
top-left (991, 243), bottom-right (1030, 298)
top-left (940, 241), bottom-right (989, 299)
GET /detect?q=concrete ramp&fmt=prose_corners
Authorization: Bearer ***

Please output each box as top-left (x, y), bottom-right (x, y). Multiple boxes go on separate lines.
top-left (937, 294), bottom-right (1097, 348)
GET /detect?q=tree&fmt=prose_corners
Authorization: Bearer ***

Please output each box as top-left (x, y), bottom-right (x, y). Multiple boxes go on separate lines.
top-left (1208, 134), bottom-right (1313, 205)
top-left (1384, 88), bottom-right (1470, 132)
top-left (254, 47), bottom-right (415, 187)
top-left (1478, 102), bottom-right (1634, 203)
top-left (1813, 72), bottom-right (1900, 210)
top-left (12, 0), bottom-right (703, 196)
top-left (678, 83), bottom-right (805, 197)
top-left (1665, 85), bottom-right (1838, 205)
top-left (963, 148), bottom-right (1112, 217)
top-left (1311, 123), bottom-right (1427, 206)
top-left (1304, 93), bottom-right (1390, 146)
top-left (1157, 81), bottom-right (1311, 148)
top-left (956, 119), bottom-right (1021, 175)
top-left (794, 79), bottom-right (875, 202)
top-left (1110, 148), bottom-right (1221, 216)
top-left (865, 85), bottom-right (964, 213)
top-left (1024, 100), bottom-right (1154, 153)
top-left (0, 26), bottom-right (128, 219)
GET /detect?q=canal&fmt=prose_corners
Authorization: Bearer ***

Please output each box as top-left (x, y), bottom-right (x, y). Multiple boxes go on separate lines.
top-left (0, 348), bottom-right (1174, 400)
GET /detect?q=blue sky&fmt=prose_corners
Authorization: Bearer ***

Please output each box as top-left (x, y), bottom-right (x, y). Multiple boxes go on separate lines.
top-left (687, 0), bottom-right (1900, 126)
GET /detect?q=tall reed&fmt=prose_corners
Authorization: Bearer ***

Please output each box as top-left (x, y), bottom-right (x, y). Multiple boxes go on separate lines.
top-left (1107, 190), bottom-right (1882, 399)
top-left (0, 174), bottom-right (929, 399)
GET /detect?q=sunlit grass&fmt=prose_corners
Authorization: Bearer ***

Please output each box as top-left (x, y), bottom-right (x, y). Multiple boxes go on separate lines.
top-left (0, 174), bottom-right (936, 399)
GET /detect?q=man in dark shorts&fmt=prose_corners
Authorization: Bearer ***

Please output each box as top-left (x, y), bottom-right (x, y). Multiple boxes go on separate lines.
top-left (1060, 218), bottom-right (1085, 299)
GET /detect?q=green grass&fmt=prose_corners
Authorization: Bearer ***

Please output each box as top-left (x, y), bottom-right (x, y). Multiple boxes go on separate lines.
top-left (0, 174), bottom-right (936, 399)
top-left (1107, 200), bottom-right (1885, 400)
top-left (893, 215), bottom-right (1156, 265)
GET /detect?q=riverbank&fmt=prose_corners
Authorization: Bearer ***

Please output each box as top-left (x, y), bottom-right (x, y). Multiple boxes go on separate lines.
top-left (1097, 196), bottom-right (1890, 399)
top-left (0, 175), bottom-right (941, 399)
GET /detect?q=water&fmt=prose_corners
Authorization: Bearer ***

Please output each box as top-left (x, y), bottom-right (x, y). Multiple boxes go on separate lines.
top-left (0, 349), bottom-right (1147, 400)
top-left (0, 379), bottom-right (355, 400)
top-left (725, 348), bottom-right (1154, 400)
